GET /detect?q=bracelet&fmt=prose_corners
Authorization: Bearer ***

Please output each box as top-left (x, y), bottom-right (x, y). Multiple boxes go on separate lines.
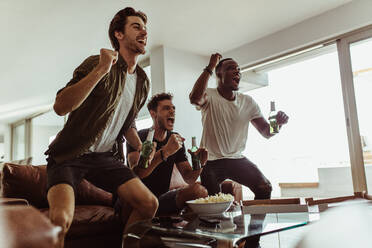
top-left (160, 149), bottom-right (167, 162)
top-left (204, 67), bottom-right (213, 75)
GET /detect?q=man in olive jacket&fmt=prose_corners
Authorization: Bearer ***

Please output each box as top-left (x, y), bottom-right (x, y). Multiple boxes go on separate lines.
top-left (45, 7), bottom-right (158, 247)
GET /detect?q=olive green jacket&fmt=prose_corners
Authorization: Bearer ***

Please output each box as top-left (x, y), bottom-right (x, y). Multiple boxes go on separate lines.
top-left (46, 54), bottom-right (150, 163)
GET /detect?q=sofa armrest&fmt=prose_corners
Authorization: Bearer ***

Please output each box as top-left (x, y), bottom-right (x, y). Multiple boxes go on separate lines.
top-left (0, 197), bottom-right (29, 206)
top-left (0, 205), bottom-right (62, 248)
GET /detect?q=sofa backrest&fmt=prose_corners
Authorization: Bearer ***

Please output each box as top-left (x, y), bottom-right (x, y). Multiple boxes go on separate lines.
top-left (1, 163), bottom-right (112, 208)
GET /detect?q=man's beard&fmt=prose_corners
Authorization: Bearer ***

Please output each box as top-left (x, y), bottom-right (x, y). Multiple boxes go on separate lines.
top-left (157, 118), bottom-right (172, 131)
top-left (231, 85), bottom-right (239, 91)
top-left (132, 44), bottom-right (146, 54)
top-left (124, 38), bottom-right (146, 55)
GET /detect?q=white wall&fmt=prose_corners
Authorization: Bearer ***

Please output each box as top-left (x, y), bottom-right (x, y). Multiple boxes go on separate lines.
top-left (150, 46), bottom-right (166, 95)
top-left (31, 125), bottom-right (62, 165)
top-left (225, 0), bottom-right (372, 67)
top-left (163, 46), bottom-right (209, 150)
top-left (150, 46), bottom-right (214, 151)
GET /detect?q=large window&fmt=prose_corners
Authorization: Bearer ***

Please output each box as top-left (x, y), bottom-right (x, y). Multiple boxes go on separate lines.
top-left (244, 45), bottom-right (352, 198)
top-left (0, 135), bottom-right (4, 162)
top-left (12, 122), bottom-right (26, 161)
top-left (31, 111), bottom-right (64, 165)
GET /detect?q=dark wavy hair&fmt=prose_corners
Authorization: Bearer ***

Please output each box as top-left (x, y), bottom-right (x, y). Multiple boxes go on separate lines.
top-left (147, 93), bottom-right (173, 112)
top-left (108, 7), bottom-right (147, 51)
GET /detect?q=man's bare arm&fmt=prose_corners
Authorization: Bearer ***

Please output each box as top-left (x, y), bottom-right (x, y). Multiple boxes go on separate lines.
top-left (124, 127), bottom-right (142, 152)
top-left (189, 53), bottom-right (221, 106)
top-left (251, 117), bottom-right (272, 139)
top-left (175, 161), bottom-right (199, 184)
top-left (176, 147), bottom-right (208, 184)
top-left (129, 134), bottom-right (184, 178)
top-left (54, 49), bottom-right (118, 116)
top-left (129, 147), bottom-right (163, 178)
top-left (251, 111), bottom-right (289, 139)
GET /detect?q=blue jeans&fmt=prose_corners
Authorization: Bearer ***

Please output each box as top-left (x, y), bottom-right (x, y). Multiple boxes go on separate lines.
top-left (200, 157), bottom-right (272, 200)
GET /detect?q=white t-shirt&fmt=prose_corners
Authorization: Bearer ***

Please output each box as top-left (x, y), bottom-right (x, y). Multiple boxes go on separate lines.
top-left (90, 72), bottom-right (137, 152)
top-left (198, 88), bottom-right (263, 161)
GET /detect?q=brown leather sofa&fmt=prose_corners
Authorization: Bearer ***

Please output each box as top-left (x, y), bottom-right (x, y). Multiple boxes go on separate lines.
top-left (0, 162), bottom-right (242, 248)
top-left (1, 163), bottom-right (123, 248)
top-left (0, 205), bottom-right (61, 248)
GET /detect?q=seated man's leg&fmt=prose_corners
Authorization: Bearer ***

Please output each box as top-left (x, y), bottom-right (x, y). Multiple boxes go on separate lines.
top-left (157, 183), bottom-right (208, 216)
top-left (227, 158), bottom-right (272, 200)
top-left (200, 160), bottom-right (227, 195)
top-left (46, 157), bottom-right (85, 248)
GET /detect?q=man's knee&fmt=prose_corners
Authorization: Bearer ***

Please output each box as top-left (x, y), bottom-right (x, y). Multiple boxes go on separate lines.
top-left (117, 179), bottom-right (159, 219)
top-left (49, 207), bottom-right (74, 234)
top-left (47, 183), bottom-right (75, 234)
top-left (143, 194), bottom-right (158, 218)
top-left (189, 183), bottom-right (208, 199)
top-left (177, 183), bottom-right (208, 207)
top-left (256, 182), bottom-right (272, 199)
top-left (129, 194), bottom-right (158, 219)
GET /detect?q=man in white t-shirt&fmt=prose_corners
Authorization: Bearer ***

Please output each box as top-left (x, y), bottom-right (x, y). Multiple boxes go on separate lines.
top-left (189, 53), bottom-right (289, 200)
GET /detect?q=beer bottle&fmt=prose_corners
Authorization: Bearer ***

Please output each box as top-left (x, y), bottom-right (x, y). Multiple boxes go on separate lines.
top-left (138, 128), bottom-right (155, 169)
top-left (269, 101), bottom-right (279, 134)
top-left (190, 136), bottom-right (201, 170)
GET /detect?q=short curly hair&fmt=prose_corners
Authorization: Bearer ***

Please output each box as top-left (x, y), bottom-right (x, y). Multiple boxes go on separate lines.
top-left (108, 7), bottom-right (147, 51)
top-left (215, 58), bottom-right (233, 76)
top-left (147, 93), bottom-right (173, 112)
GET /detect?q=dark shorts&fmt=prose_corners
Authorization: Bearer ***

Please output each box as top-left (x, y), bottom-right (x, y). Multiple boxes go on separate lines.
top-left (114, 188), bottom-right (181, 217)
top-left (157, 189), bottom-right (182, 216)
top-left (47, 152), bottom-right (136, 197)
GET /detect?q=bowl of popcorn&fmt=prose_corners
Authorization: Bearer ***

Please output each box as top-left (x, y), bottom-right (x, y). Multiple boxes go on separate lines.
top-left (186, 193), bottom-right (234, 215)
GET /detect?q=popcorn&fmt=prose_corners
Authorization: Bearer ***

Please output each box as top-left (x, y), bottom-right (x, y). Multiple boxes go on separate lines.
top-left (194, 192), bottom-right (234, 203)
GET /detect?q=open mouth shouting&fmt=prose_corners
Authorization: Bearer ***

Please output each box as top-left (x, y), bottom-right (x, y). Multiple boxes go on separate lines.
top-left (136, 37), bottom-right (147, 46)
top-left (232, 74), bottom-right (240, 86)
top-left (167, 116), bottom-right (175, 128)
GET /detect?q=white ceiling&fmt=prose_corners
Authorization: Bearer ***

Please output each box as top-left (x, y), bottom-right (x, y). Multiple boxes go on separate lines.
top-left (0, 0), bottom-right (351, 123)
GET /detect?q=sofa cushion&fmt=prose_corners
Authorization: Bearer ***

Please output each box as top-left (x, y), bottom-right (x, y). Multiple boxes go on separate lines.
top-left (1, 163), bottom-right (49, 208)
top-left (40, 205), bottom-right (123, 239)
top-left (1, 163), bottom-right (112, 208)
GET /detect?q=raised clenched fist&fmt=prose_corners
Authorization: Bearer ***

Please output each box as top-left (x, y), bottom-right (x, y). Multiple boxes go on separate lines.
top-left (98, 48), bottom-right (119, 74)
top-left (207, 53), bottom-right (222, 71)
top-left (163, 134), bottom-right (185, 158)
